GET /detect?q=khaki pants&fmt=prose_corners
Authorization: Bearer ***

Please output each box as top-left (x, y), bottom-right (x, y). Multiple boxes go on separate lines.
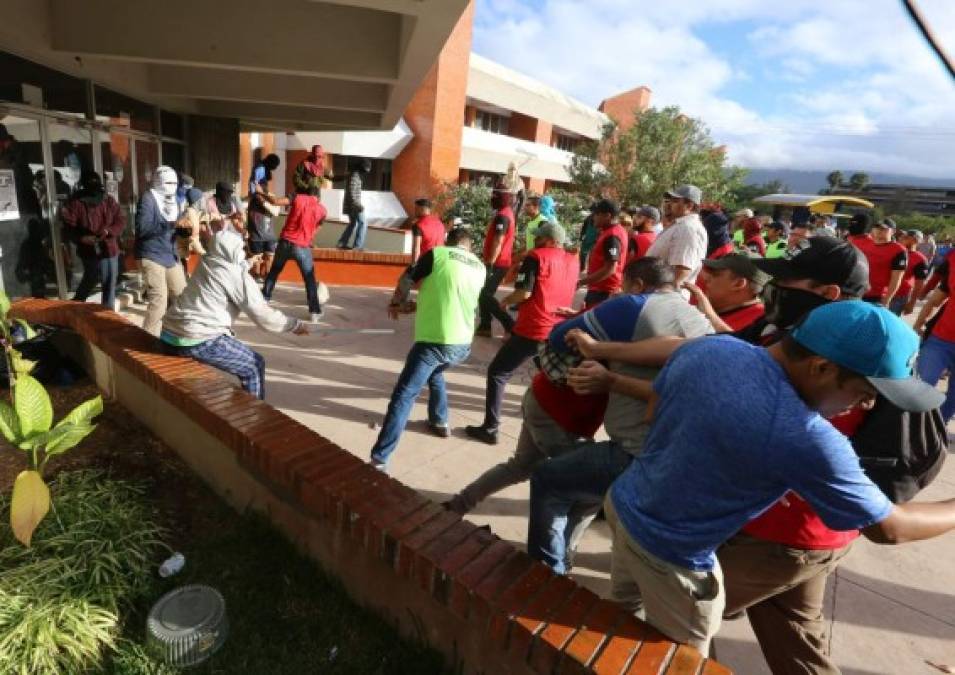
top-left (718, 533), bottom-right (851, 675)
top-left (604, 495), bottom-right (725, 655)
top-left (140, 258), bottom-right (187, 336)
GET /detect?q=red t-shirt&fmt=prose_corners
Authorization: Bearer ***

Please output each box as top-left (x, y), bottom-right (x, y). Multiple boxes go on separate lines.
top-left (897, 249), bottom-right (929, 299)
top-left (931, 252), bottom-right (955, 342)
top-left (849, 234), bottom-right (907, 300)
top-left (744, 235), bottom-right (766, 257)
top-left (483, 207), bottom-right (516, 268)
top-left (627, 231), bottom-right (657, 263)
top-left (531, 372), bottom-right (608, 438)
top-left (587, 224), bottom-right (629, 293)
top-left (280, 194), bottom-right (326, 247)
top-left (741, 407), bottom-right (869, 549)
top-left (413, 214), bottom-right (446, 257)
top-left (717, 303), bottom-right (765, 331)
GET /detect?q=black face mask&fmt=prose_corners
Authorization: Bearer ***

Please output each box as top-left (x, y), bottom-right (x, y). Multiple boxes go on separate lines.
top-left (762, 281), bottom-right (831, 329)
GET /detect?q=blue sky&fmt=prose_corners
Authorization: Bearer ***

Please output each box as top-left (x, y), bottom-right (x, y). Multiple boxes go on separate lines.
top-left (472, 0), bottom-right (955, 178)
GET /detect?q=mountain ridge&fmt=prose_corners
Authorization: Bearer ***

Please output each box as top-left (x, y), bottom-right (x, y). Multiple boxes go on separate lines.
top-left (744, 168), bottom-right (955, 194)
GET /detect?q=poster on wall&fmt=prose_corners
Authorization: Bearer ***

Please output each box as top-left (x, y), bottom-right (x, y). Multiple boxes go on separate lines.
top-left (105, 177), bottom-right (119, 203)
top-left (0, 169), bottom-right (20, 221)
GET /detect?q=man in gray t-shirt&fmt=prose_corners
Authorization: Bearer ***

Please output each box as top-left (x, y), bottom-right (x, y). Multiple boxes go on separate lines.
top-left (526, 282), bottom-right (712, 574)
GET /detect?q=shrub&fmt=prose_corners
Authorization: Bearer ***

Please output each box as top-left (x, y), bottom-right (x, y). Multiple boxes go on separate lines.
top-left (0, 470), bottom-right (166, 675)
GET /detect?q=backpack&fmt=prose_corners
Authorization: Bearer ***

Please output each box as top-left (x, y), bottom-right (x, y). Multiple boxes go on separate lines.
top-left (850, 396), bottom-right (948, 503)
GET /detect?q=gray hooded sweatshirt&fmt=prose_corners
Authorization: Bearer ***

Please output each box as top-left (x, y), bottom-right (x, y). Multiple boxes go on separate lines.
top-left (162, 231), bottom-right (301, 341)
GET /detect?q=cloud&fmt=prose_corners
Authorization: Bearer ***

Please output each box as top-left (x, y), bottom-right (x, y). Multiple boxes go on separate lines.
top-left (472, 0), bottom-right (955, 179)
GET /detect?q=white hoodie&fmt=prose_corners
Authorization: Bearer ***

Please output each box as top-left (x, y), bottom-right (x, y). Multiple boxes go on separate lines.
top-left (162, 231), bottom-right (300, 341)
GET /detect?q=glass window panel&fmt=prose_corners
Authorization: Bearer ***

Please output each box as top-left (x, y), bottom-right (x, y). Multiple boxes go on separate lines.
top-left (0, 51), bottom-right (87, 116)
top-left (161, 142), bottom-right (185, 175)
top-left (94, 86), bottom-right (156, 133)
top-left (46, 121), bottom-right (95, 292)
top-left (0, 112), bottom-right (56, 298)
top-left (160, 110), bottom-right (184, 139)
top-left (98, 129), bottom-right (135, 256)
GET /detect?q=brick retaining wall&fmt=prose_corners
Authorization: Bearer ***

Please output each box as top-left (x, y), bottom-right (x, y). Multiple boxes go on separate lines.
top-left (11, 299), bottom-right (731, 675)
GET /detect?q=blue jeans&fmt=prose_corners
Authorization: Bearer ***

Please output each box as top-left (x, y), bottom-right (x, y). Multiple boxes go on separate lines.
top-left (262, 240), bottom-right (321, 313)
top-left (338, 210), bottom-right (367, 250)
top-left (917, 334), bottom-right (955, 422)
top-left (527, 440), bottom-right (633, 574)
top-left (370, 342), bottom-right (470, 464)
top-left (73, 256), bottom-right (119, 308)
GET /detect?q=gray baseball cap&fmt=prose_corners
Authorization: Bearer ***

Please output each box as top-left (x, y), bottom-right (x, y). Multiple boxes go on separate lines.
top-left (534, 221), bottom-right (566, 245)
top-left (638, 205), bottom-right (661, 222)
top-left (665, 184), bottom-right (702, 205)
top-left (703, 254), bottom-right (772, 291)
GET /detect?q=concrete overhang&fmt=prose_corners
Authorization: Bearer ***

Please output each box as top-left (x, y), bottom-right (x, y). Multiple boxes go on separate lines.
top-left (1, 0), bottom-right (470, 131)
top-left (460, 126), bottom-right (575, 183)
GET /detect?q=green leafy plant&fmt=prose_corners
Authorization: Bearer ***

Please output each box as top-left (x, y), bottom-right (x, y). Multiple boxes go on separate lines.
top-left (0, 470), bottom-right (166, 675)
top-left (0, 290), bottom-right (103, 546)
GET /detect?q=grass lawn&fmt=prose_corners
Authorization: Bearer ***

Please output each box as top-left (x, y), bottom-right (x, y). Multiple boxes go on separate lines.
top-left (1, 382), bottom-right (449, 675)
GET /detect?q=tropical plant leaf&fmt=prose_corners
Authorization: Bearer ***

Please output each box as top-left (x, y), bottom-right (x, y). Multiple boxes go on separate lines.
top-left (14, 374), bottom-right (53, 436)
top-left (0, 289), bottom-right (10, 317)
top-left (10, 470), bottom-right (50, 546)
top-left (10, 349), bottom-right (36, 376)
top-left (13, 318), bottom-right (37, 340)
top-left (44, 423), bottom-right (96, 457)
top-left (0, 400), bottom-right (19, 444)
top-left (55, 395), bottom-right (104, 429)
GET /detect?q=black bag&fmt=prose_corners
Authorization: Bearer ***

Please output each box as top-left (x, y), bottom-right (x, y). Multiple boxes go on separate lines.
top-left (850, 396), bottom-right (948, 503)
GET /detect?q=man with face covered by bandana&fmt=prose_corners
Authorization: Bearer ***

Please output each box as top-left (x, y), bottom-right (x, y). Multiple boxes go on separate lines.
top-left (61, 170), bottom-right (126, 308)
top-left (564, 236), bottom-right (877, 673)
top-left (135, 165), bottom-right (187, 335)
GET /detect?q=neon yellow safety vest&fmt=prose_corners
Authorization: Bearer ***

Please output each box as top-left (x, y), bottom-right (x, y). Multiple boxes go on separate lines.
top-left (525, 214), bottom-right (549, 249)
top-left (415, 246), bottom-right (486, 345)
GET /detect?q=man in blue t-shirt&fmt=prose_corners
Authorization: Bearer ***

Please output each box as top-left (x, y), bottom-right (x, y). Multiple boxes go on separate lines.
top-left (605, 301), bottom-right (955, 654)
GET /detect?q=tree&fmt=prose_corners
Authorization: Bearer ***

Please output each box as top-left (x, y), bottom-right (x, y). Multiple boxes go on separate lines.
top-left (568, 106), bottom-right (747, 208)
top-left (849, 172), bottom-right (870, 191)
top-left (723, 179), bottom-right (790, 214)
top-left (826, 170), bottom-right (844, 191)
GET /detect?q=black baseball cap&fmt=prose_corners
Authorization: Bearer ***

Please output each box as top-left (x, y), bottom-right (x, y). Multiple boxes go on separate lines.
top-left (593, 198), bottom-right (619, 216)
top-left (703, 254), bottom-right (772, 291)
top-left (753, 236), bottom-right (870, 298)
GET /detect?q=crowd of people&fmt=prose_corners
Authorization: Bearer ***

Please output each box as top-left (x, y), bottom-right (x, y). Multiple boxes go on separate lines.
top-left (371, 178), bottom-right (955, 673)
top-left (57, 145), bottom-right (955, 671)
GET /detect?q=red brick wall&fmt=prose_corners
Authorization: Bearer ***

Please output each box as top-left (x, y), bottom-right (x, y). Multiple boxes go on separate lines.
top-left (391, 1), bottom-right (475, 217)
top-left (598, 87), bottom-right (652, 132)
top-left (10, 298), bottom-right (732, 675)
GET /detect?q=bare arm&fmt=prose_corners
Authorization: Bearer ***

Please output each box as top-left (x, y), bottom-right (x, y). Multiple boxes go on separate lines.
top-left (485, 234), bottom-right (504, 265)
top-left (578, 260), bottom-right (615, 288)
top-left (567, 360), bottom-right (654, 400)
top-left (671, 265), bottom-right (693, 288)
top-left (684, 282), bottom-right (734, 333)
top-left (913, 288), bottom-right (947, 333)
top-left (410, 233), bottom-right (421, 265)
top-left (499, 288), bottom-right (530, 309)
top-left (565, 328), bottom-right (686, 366)
top-left (904, 278), bottom-right (926, 315)
top-left (863, 501), bottom-right (955, 544)
top-left (883, 269), bottom-right (904, 306)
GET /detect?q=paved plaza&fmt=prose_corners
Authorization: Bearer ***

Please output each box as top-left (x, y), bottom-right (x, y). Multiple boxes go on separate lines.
top-left (125, 282), bottom-right (955, 673)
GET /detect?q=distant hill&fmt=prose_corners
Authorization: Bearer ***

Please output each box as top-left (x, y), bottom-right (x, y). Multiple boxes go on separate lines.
top-left (744, 168), bottom-right (955, 194)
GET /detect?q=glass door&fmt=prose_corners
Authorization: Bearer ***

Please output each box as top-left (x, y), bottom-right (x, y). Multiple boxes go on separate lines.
top-left (0, 109), bottom-right (53, 299)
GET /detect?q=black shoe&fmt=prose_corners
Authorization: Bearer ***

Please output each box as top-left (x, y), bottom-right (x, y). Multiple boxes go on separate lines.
top-left (427, 422), bottom-right (450, 438)
top-left (465, 425), bottom-right (498, 445)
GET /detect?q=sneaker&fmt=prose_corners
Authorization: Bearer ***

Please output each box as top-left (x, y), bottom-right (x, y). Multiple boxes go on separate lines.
top-left (370, 459), bottom-right (388, 473)
top-left (427, 422), bottom-right (450, 438)
top-left (310, 310), bottom-right (324, 323)
top-left (474, 327), bottom-right (493, 338)
top-left (464, 425), bottom-right (498, 445)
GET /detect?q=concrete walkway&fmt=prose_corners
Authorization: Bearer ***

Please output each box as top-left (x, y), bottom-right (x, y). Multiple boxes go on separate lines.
top-left (123, 282), bottom-right (955, 673)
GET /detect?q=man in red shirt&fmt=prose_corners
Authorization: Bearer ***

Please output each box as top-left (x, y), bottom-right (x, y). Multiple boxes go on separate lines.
top-left (577, 199), bottom-right (628, 308)
top-left (626, 205), bottom-right (659, 263)
top-left (890, 229), bottom-right (930, 315)
top-left (465, 223), bottom-right (578, 445)
top-left (914, 249), bottom-right (955, 425)
top-left (684, 254), bottom-right (768, 332)
top-left (410, 197), bottom-right (446, 265)
top-left (475, 183), bottom-right (517, 337)
top-left (262, 185), bottom-right (327, 322)
top-left (847, 213), bottom-right (907, 307)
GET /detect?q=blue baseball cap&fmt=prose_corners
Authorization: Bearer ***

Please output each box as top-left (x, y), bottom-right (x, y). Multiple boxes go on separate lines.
top-left (790, 301), bottom-right (944, 412)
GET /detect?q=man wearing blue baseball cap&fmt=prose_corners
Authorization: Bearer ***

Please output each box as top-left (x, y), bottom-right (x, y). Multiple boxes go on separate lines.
top-left (603, 301), bottom-right (953, 655)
